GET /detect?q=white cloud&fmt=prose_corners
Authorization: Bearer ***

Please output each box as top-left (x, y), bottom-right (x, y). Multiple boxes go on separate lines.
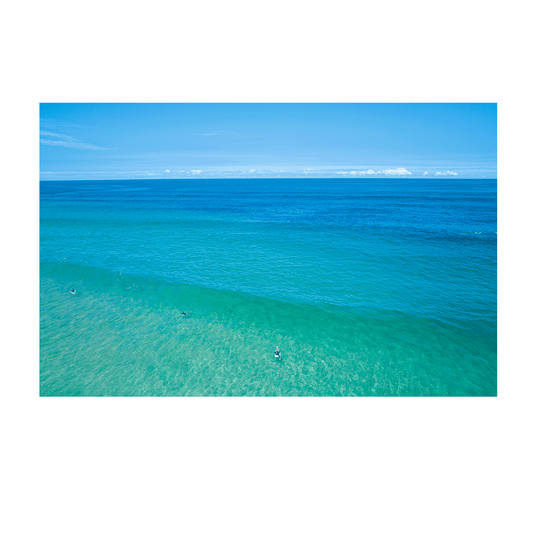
top-left (190, 169), bottom-right (202, 174)
top-left (435, 171), bottom-right (458, 176)
top-left (343, 168), bottom-right (411, 176)
top-left (423, 171), bottom-right (429, 176)
top-left (40, 130), bottom-right (107, 150)
top-left (248, 169), bottom-right (256, 173)
top-left (344, 168), bottom-right (404, 176)
top-left (377, 168), bottom-right (412, 175)
top-left (344, 169), bottom-right (376, 175)
top-left (164, 169), bottom-right (170, 173)
top-left (41, 131), bottom-right (72, 140)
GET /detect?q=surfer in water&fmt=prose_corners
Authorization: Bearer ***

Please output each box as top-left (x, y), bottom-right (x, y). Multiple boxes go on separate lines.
top-left (69, 289), bottom-right (76, 295)
top-left (179, 311), bottom-right (191, 316)
top-left (274, 347), bottom-right (281, 360)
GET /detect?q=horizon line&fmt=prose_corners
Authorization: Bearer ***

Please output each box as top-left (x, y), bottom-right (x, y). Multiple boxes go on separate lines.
top-left (39, 176), bottom-right (497, 181)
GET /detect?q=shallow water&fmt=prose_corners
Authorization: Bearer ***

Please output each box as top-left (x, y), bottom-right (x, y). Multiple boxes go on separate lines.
top-left (40, 178), bottom-right (496, 396)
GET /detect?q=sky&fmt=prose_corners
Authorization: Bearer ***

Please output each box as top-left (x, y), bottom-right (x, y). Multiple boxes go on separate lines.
top-left (40, 104), bottom-right (497, 179)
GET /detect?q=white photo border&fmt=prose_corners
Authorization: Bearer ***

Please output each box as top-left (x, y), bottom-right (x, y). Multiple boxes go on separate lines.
top-left (17, 84), bottom-right (516, 416)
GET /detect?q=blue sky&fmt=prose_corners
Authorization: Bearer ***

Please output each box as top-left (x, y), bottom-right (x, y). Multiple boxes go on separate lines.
top-left (40, 104), bottom-right (496, 178)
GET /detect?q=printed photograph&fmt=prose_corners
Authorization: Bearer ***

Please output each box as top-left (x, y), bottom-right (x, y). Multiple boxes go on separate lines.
top-left (40, 103), bottom-right (497, 396)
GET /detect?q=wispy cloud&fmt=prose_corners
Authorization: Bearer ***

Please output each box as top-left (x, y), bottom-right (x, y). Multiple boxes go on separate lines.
top-left (41, 131), bottom-right (72, 139)
top-left (435, 171), bottom-right (458, 176)
top-left (40, 130), bottom-right (108, 150)
top-left (40, 118), bottom-right (90, 129)
top-left (378, 168), bottom-right (412, 176)
top-left (346, 169), bottom-right (376, 175)
top-left (339, 168), bottom-right (412, 176)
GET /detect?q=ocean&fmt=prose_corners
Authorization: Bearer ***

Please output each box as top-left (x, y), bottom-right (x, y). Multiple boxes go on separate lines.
top-left (40, 178), bottom-right (497, 396)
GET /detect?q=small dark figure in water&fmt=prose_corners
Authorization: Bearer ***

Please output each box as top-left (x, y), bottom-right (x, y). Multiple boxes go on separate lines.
top-left (180, 311), bottom-right (191, 316)
top-left (274, 347), bottom-right (281, 359)
top-left (70, 289), bottom-right (76, 295)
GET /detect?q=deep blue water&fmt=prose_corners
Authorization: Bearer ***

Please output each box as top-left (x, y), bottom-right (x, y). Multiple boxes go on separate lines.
top-left (40, 178), bottom-right (497, 396)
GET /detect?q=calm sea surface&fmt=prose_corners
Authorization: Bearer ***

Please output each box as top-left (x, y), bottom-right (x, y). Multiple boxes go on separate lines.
top-left (40, 178), bottom-right (497, 396)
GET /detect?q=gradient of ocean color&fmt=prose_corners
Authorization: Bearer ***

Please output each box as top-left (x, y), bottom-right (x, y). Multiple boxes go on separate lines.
top-left (40, 178), bottom-right (497, 396)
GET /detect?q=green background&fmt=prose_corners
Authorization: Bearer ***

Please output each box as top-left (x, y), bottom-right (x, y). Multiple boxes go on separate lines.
top-left (0, 1), bottom-right (532, 532)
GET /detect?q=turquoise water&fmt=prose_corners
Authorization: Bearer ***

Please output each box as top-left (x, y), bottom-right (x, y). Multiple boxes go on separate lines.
top-left (40, 178), bottom-right (497, 396)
